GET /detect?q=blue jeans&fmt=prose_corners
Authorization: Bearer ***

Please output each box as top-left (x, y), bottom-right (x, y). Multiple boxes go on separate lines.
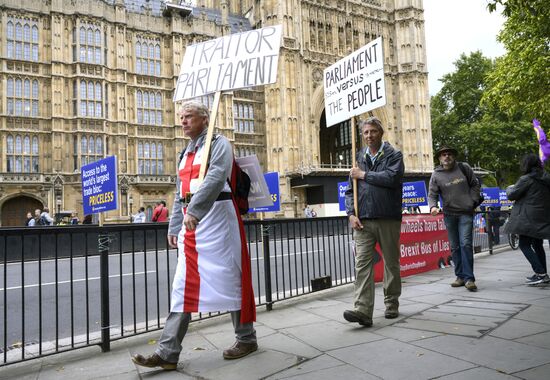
top-left (444, 214), bottom-right (475, 282)
top-left (519, 235), bottom-right (547, 274)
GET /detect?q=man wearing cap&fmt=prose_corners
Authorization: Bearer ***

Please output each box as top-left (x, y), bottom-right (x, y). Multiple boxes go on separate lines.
top-left (428, 146), bottom-right (480, 291)
top-left (343, 116), bottom-right (405, 327)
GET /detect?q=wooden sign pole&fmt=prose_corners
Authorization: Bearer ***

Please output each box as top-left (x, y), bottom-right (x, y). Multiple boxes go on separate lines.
top-left (351, 116), bottom-right (359, 216)
top-left (197, 91), bottom-right (222, 184)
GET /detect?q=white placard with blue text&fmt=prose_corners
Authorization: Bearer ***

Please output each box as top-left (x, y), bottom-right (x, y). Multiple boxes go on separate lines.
top-left (174, 25), bottom-right (283, 101)
top-left (81, 155), bottom-right (118, 215)
top-left (323, 37), bottom-right (386, 127)
top-left (251, 172), bottom-right (280, 213)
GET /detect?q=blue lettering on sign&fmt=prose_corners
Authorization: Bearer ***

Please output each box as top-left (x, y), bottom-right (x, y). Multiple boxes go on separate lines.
top-left (81, 155), bottom-right (118, 215)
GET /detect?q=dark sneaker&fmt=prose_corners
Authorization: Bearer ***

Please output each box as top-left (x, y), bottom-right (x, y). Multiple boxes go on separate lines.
top-left (223, 341), bottom-right (258, 360)
top-left (465, 281), bottom-right (477, 291)
top-left (385, 309), bottom-right (399, 319)
top-left (543, 274), bottom-right (550, 283)
top-left (526, 275), bottom-right (547, 286)
top-left (343, 310), bottom-right (373, 326)
top-left (131, 353), bottom-right (177, 370)
top-left (525, 274), bottom-right (539, 282)
top-left (451, 277), bottom-right (465, 287)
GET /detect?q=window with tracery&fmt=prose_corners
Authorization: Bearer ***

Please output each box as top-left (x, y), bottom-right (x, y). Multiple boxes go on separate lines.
top-left (233, 102), bottom-right (255, 133)
top-left (135, 37), bottom-right (161, 76)
top-left (137, 141), bottom-right (164, 175)
top-left (80, 135), bottom-right (104, 166)
top-left (6, 134), bottom-right (39, 173)
top-left (136, 90), bottom-right (162, 125)
top-left (6, 16), bottom-right (39, 61)
top-left (6, 77), bottom-right (39, 116)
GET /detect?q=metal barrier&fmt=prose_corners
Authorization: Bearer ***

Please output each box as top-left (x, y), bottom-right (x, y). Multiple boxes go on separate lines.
top-left (0, 212), bottom-right (504, 366)
top-left (0, 217), bottom-right (354, 366)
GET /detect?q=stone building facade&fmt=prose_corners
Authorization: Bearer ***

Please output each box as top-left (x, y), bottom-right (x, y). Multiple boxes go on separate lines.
top-left (0, 0), bottom-right (432, 226)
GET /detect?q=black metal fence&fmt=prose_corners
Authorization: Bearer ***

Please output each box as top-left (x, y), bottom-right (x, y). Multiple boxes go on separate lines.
top-left (0, 212), bottom-right (505, 366)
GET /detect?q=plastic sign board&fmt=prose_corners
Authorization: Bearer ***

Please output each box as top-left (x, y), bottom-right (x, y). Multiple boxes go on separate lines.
top-left (323, 37), bottom-right (386, 127)
top-left (251, 172), bottom-right (280, 213)
top-left (174, 25), bottom-right (283, 101)
top-left (338, 181), bottom-right (348, 211)
top-left (402, 181), bottom-right (428, 207)
top-left (499, 189), bottom-right (513, 207)
top-left (235, 155), bottom-right (273, 209)
top-left (481, 187), bottom-right (501, 207)
top-left (81, 155), bottom-right (118, 215)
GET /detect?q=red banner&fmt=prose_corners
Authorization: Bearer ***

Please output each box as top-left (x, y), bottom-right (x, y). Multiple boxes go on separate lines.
top-left (373, 214), bottom-right (451, 282)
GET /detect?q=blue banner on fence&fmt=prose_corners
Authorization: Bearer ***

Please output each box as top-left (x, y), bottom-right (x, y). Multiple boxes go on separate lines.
top-left (481, 187), bottom-right (500, 207)
top-left (402, 181), bottom-right (428, 207)
top-left (251, 172), bottom-right (280, 213)
top-left (81, 155), bottom-right (118, 215)
top-left (499, 189), bottom-right (513, 207)
top-left (338, 181), bottom-right (348, 211)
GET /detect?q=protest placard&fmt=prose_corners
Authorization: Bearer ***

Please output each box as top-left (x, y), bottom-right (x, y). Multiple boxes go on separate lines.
top-left (481, 187), bottom-right (500, 207)
top-left (235, 155), bottom-right (274, 209)
top-left (174, 25), bottom-right (283, 101)
top-left (81, 156), bottom-right (118, 215)
top-left (323, 37), bottom-right (386, 127)
top-left (338, 181), bottom-right (348, 212)
top-left (402, 181), bottom-right (428, 208)
top-left (251, 172), bottom-right (280, 213)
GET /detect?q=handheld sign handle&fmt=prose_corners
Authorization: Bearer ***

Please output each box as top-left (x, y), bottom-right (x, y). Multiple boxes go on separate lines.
top-left (351, 116), bottom-right (359, 216)
top-left (197, 91), bottom-right (222, 185)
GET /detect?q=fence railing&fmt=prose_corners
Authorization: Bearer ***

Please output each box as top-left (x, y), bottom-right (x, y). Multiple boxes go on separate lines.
top-left (0, 212), bottom-right (505, 366)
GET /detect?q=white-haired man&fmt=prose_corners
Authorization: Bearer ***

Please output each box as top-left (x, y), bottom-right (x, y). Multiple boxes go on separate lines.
top-left (132, 101), bottom-right (256, 370)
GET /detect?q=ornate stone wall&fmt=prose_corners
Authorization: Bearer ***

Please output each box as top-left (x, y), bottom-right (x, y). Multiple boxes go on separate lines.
top-left (0, 0), bottom-right (432, 224)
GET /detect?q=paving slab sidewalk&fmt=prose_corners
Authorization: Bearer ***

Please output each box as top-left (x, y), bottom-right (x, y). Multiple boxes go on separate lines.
top-left (1, 248), bottom-right (549, 380)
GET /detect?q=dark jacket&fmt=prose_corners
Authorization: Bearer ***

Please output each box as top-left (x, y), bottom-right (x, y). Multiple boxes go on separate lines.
top-left (504, 169), bottom-right (550, 239)
top-left (345, 142), bottom-right (404, 220)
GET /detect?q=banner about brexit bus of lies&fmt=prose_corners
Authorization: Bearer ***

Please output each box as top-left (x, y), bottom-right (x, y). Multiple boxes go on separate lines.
top-left (81, 155), bottom-right (118, 215)
top-left (372, 214), bottom-right (451, 282)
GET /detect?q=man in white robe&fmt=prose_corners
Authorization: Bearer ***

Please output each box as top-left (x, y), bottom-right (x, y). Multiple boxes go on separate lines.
top-left (132, 101), bottom-right (257, 370)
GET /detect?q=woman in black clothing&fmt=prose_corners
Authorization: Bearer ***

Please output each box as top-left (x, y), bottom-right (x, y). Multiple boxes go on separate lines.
top-left (505, 153), bottom-right (550, 285)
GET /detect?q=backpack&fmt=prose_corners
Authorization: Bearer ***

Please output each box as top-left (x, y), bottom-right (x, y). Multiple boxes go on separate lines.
top-left (228, 158), bottom-right (251, 215)
top-left (457, 162), bottom-right (485, 207)
top-left (37, 215), bottom-right (48, 226)
top-left (178, 135), bottom-right (251, 215)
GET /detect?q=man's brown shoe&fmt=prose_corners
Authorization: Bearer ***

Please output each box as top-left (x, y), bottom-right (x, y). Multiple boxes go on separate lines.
top-left (385, 309), bottom-right (399, 319)
top-left (451, 277), bottom-right (465, 287)
top-left (465, 281), bottom-right (478, 291)
top-left (131, 353), bottom-right (177, 370)
top-left (343, 310), bottom-right (373, 326)
top-left (223, 341), bottom-right (258, 360)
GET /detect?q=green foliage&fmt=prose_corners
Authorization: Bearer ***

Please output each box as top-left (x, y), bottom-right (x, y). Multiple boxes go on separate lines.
top-left (457, 118), bottom-right (536, 186)
top-left (430, 50), bottom-right (539, 186)
top-left (484, 0), bottom-right (550, 122)
top-left (430, 51), bottom-right (494, 158)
